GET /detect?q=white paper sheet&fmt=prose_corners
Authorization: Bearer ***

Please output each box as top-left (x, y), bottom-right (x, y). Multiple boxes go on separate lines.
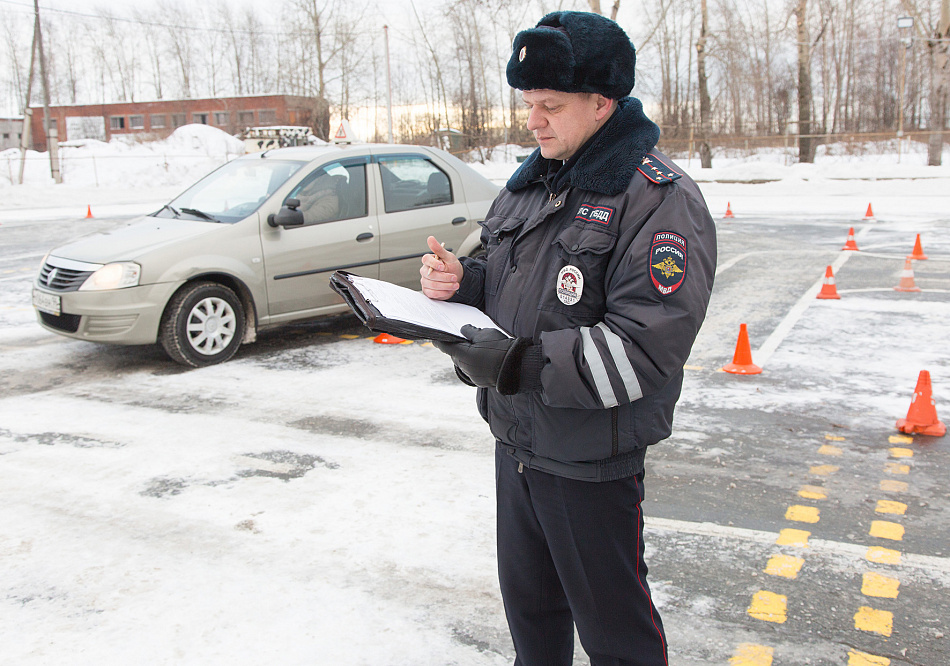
top-left (347, 275), bottom-right (509, 339)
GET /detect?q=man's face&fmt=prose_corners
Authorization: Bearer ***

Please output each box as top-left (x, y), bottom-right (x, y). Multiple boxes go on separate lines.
top-left (523, 89), bottom-right (613, 162)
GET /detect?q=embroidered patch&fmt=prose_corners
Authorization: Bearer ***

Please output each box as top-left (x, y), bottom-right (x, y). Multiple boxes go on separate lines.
top-left (574, 203), bottom-right (614, 226)
top-left (649, 231), bottom-right (687, 296)
top-left (556, 265), bottom-right (584, 305)
top-left (519, 46), bottom-right (526, 62)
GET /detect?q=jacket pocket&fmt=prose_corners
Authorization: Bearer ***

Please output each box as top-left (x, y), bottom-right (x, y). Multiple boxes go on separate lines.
top-left (481, 214), bottom-right (526, 296)
top-left (539, 223), bottom-right (617, 318)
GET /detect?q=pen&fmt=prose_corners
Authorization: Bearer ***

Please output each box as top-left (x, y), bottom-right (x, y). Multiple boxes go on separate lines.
top-left (427, 242), bottom-right (445, 276)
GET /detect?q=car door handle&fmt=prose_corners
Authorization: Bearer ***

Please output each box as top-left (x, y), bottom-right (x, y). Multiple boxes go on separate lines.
top-left (451, 217), bottom-right (466, 225)
top-left (356, 232), bottom-right (374, 242)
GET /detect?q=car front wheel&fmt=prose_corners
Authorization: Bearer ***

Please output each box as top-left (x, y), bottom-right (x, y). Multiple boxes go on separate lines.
top-left (160, 281), bottom-right (245, 367)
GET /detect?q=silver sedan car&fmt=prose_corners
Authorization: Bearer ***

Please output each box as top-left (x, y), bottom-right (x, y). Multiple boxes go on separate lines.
top-left (32, 144), bottom-right (500, 366)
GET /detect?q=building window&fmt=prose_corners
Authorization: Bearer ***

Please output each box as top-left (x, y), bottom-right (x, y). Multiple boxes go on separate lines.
top-left (171, 113), bottom-right (186, 128)
top-left (2, 133), bottom-right (8, 139)
top-left (237, 110), bottom-right (254, 126)
top-left (214, 111), bottom-right (229, 126)
top-left (129, 115), bottom-right (144, 130)
top-left (193, 113), bottom-right (209, 125)
top-left (150, 114), bottom-right (166, 129)
top-left (258, 109), bottom-right (276, 124)
top-left (110, 116), bottom-right (125, 130)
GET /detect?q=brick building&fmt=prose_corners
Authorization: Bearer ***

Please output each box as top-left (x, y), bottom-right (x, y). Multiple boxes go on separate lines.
top-left (1, 117), bottom-right (24, 151)
top-left (28, 94), bottom-right (329, 151)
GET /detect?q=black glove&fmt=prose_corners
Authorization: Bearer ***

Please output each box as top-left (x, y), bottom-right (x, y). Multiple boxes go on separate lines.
top-left (434, 325), bottom-right (542, 395)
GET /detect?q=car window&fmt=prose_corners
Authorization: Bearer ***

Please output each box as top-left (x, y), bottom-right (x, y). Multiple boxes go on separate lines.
top-left (159, 159), bottom-right (305, 223)
top-left (286, 161), bottom-right (367, 226)
top-left (377, 156), bottom-right (452, 214)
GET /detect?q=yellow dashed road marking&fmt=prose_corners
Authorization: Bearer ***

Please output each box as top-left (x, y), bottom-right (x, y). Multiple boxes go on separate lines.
top-left (785, 505), bottom-right (820, 523)
top-left (798, 485), bottom-right (827, 500)
top-left (730, 643), bottom-right (774, 665)
top-left (862, 572), bottom-right (901, 598)
top-left (883, 462), bottom-right (910, 475)
top-left (818, 444), bottom-right (843, 456)
top-left (825, 434), bottom-right (846, 441)
top-left (865, 546), bottom-right (902, 565)
top-left (764, 554), bottom-right (805, 579)
top-left (748, 590), bottom-right (787, 623)
top-left (888, 434), bottom-right (913, 444)
top-left (810, 464), bottom-right (839, 476)
top-left (339, 334), bottom-right (361, 339)
top-left (776, 528), bottom-right (811, 547)
top-left (848, 649), bottom-right (891, 665)
top-left (879, 479), bottom-right (908, 493)
top-left (854, 606), bottom-right (893, 636)
top-left (869, 520), bottom-right (904, 541)
top-left (888, 447), bottom-right (913, 458)
top-left (875, 500), bottom-right (907, 515)
top-left (683, 364), bottom-right (704, 370)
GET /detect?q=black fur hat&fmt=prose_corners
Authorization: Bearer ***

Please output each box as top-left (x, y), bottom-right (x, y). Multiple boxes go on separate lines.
top-left (506, 11), bottom-right (636, 99)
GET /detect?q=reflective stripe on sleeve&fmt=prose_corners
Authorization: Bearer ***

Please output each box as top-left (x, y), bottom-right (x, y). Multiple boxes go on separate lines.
top-left (580, 326), bottom-right (619, 408)
top-left (595, 322), bottom-right (643, 402)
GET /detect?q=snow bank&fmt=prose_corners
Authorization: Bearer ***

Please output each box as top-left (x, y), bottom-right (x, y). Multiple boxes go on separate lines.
top-left (0, 124), bottom-right (244, 190)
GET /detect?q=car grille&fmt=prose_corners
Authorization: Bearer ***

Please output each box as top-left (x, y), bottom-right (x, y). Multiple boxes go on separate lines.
top-left (39, 310), bottom-right (82, 333)
top-left (38, 262), bottom-right (94, 291)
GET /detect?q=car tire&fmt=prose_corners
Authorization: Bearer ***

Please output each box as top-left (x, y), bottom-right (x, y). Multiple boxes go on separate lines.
top-left (468, 245), bottom-right (486, 260)
top-left (160, 281), bottom-right (245, 367)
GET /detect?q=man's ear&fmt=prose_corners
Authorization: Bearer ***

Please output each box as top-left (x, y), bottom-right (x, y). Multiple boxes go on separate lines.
top-left (594, 95), bottom-right (615, 121)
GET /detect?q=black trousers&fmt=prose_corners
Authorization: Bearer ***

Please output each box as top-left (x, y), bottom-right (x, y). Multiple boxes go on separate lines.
top-left (495, 448), bottom-right (668, 666)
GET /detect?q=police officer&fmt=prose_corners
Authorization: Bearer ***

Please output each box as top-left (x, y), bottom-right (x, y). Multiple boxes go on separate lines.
top-left (421, 11), bottom-right (716, 666)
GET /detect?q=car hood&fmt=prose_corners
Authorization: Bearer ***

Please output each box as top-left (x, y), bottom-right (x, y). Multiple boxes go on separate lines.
top-left (49, 216), bottom-right (224, 264)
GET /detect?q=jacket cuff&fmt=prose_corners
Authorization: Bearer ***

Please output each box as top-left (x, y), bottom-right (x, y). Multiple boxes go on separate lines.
top-left (497, 339), bottom-right (543, 395)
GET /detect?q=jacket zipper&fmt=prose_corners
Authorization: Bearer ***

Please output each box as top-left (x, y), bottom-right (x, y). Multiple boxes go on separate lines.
top-left (611, 407), bottom-right (619, 457)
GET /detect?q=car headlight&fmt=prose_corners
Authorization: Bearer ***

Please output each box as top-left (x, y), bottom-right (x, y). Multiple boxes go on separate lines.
top-left (79, 262), bottom-right (142, 291)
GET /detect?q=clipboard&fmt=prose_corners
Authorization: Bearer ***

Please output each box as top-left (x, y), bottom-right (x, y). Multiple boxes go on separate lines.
top-left (329, 271), bottom-right (509, 342)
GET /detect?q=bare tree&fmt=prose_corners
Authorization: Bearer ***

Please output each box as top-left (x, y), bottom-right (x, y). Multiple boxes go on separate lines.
top-left (696, 0), bottom-right (712, 166)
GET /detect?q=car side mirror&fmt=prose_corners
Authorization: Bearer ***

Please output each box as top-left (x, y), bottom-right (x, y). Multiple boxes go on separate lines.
top-left (268, 198), bottom-right (305, 228)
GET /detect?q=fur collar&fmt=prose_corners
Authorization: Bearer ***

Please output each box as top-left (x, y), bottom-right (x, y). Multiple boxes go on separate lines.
top-left (506, 97), bottom-right (660, 196)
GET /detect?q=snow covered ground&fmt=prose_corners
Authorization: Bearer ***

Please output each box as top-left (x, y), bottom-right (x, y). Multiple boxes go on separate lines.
top-left (2, 127), bottom-right (949, 664)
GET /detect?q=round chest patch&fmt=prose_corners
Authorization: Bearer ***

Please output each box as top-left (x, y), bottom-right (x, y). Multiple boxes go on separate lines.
top-left (556, 265), bottom-right (584, 305)
top-left (519, 46), bottom-right (527, 62)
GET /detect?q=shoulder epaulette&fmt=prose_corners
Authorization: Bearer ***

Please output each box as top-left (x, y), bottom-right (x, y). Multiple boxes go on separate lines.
top-left (636, 153), bottom-right (683, 185)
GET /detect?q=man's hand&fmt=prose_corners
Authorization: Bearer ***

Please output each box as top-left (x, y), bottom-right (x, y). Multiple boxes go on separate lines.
top-left (420, 236), bottom-right (462, 300)
top-left (433, 325), bottom-right (539, 395)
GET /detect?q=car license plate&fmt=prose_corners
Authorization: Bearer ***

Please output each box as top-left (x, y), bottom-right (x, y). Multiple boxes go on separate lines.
top-left (32, 288), bottom-right (61, 316)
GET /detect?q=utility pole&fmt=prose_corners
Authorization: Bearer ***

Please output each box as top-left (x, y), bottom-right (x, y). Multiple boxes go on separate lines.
top-left (35, 0), bottom-right (62, 184)
top-left (17, 25), bottom-right (38, 185)
top-left (383, 25), bottom-right (393, 144)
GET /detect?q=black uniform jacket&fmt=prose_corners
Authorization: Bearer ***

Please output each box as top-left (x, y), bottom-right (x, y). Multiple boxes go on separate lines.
top-left (453, 97), bottom-right (717, 481)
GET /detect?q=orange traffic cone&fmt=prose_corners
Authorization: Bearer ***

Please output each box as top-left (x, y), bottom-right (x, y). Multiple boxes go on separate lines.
top-left (816, 265), bottom-right (841, 299)
top-left (723, 202), bottom-right (735, 219)
top-left (373, 333), bottom-right (410, 344)
top-left (896, 370), bottom-right (946, 437)
top-left (863, 203), bottom-right (875, 220)
top-left (894, 258), bottom-right (921, 292)
top-left (907, 234), bottom-right (928, 260)
top-left (841, 227), bottom-right (859, 251)
top-left (85, 205), bottom-right (94, 218)
top-left (722, 323), bottom-right (762, 375)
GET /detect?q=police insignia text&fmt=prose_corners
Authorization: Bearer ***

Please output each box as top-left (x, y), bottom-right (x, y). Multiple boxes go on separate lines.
top-left (574, 203), bottom-right (614, 226)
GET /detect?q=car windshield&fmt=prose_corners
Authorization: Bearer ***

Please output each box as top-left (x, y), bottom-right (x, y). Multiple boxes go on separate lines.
top-left (154, 159), bottom-right (306, 224)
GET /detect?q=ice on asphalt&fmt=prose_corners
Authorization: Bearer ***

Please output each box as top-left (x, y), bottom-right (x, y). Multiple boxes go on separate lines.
top-left (1, 126), bottom-right (948, 664)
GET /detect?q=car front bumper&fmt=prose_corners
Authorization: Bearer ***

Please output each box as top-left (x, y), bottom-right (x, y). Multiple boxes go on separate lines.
top-left (33, 281), bottom-right (184, 345)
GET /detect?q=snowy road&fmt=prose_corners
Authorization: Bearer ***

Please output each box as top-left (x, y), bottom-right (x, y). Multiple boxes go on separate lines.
top-left (1, 184), bottom-right (949, 665)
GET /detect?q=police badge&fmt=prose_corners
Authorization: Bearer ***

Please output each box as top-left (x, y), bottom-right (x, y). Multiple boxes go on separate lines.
top-left (556, 265), bottom-right (584, 305)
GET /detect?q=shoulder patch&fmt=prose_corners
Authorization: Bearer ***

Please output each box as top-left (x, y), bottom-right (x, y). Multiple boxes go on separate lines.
top-left (636, 153), bottom-right (683, 186)
top-left (574, 202), bottom-right (615, 226)
top-left (650, 231), bottom-right (687, 296)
